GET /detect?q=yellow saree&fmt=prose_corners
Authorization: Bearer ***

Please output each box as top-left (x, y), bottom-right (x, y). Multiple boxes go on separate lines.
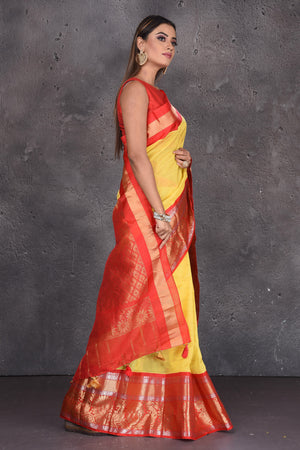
top-left (60, 77), bottom-right (233, 439)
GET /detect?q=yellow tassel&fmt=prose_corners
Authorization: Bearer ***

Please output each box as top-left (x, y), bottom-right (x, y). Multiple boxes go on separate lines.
top-left (154, 351), bottom-right (165, 360)
top-left (87, 376), bottom-right (100, 389)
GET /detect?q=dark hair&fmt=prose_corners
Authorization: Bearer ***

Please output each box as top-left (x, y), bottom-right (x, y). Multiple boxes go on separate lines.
top-left (113, 15), bottom-right (176, 159)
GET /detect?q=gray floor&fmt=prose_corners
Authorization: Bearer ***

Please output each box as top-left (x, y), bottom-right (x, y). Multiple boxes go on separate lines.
top-left (0, 375), bottom-right (299, 450)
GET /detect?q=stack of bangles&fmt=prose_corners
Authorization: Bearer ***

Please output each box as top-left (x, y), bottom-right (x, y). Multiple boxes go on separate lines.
top-left (153, 211), bottom-right (171, 222)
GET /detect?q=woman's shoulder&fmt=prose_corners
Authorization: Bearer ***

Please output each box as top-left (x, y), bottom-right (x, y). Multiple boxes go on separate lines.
top-left (119, 79), bottom-right (149, 113)
top-left (121, 78), bottom-right (149, 97)
top-left (117, 77), bottom-right (167, 120)
top-left (119, 78), bottom-right (149, 103)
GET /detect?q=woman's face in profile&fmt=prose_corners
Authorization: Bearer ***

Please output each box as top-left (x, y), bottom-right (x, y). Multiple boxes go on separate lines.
top-left (141, 24), bottom-right (177, 69)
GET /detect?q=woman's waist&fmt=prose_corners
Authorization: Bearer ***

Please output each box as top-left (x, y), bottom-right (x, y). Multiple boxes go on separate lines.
top-left (130, 156), bottom-right (187, 207)
top-left (156, 170), bottom-right (188, 210)
top-left (115, 159), bottom-right (187, 210)
top-left (147, 143), bottom-right (187, 207)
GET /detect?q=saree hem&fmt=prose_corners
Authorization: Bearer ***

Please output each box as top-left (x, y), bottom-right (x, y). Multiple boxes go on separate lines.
top-left (61, 416), bottom-right (232, 440)
top-left (60, 370), bottom-right (233, 440)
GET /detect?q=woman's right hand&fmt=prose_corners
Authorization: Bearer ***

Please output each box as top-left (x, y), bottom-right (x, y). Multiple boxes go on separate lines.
top-left (155, 219), bottom-right (172, 249)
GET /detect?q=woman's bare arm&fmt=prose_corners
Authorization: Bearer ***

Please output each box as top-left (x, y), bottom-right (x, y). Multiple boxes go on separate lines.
top-left (120, 81), bottom-right (171, 248)
top-left (120, 81), bottom-right (165, 214)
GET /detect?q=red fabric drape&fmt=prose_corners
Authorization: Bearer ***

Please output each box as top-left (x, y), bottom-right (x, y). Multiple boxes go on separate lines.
top-left (72, 155), bottom-right (200, 381)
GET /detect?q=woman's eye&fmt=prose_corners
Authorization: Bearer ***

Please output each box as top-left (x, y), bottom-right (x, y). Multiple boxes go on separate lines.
top-left (157, 36), bottom-right (177, 46)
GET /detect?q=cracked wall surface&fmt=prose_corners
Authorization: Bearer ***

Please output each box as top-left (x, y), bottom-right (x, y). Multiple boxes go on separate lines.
top-left (1, 0), bottom-right (299, 376)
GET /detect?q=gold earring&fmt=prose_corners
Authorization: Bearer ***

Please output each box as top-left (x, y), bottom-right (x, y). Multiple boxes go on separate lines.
top-left (136, 49), bottom-right (147, 66)
top-left (162, 66), bottom-right (167, 75)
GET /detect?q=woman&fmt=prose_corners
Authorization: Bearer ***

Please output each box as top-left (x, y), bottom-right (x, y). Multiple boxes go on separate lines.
top-left (60, 15), bottom-right (233, 440)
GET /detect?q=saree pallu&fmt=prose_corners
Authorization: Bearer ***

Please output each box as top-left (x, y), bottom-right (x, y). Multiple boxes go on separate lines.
top-left (60, 77), bottom-right (233, 439)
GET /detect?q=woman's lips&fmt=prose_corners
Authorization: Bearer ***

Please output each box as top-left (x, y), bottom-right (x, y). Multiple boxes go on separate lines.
top-left (162, 53), bottom-right (172, 59)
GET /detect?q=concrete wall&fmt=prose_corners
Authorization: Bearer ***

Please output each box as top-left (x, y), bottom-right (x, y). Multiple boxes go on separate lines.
top-left (1, 0), bottom-right (299, 376)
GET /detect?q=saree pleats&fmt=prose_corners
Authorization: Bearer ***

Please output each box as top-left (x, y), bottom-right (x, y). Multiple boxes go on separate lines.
top-left (60, 77), bottom-right (233, 438)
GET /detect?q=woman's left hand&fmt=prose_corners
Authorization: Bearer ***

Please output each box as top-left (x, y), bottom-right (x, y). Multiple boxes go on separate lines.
top-left (173, 148), bottom-right (192, 169)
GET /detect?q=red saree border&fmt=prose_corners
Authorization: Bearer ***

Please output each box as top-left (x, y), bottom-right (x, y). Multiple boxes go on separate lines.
top-left (124, 149), bottom-right (196, 268)
top-left (122, 162), bottom-right (191, 348)
top-left (123, 151), bottom-right (200, 326)
top-left (147, 120), bottom-right (181, 147)
top-left (122, 194), bottom-right (171, 346)
top-left (123, 150), bottom-right (199, 325)
top-left (61, 418), bottom-right (232, 441)
top-left (60, 370), bottom-right (233, 440)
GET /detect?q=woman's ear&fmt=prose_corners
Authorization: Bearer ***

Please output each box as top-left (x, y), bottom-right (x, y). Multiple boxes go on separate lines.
top-left (136, 36), bottom-right (144, 52)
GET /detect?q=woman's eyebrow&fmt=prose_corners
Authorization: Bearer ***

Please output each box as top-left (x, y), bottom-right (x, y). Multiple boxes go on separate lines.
top-left (155, 31), bottom-right (177, 40)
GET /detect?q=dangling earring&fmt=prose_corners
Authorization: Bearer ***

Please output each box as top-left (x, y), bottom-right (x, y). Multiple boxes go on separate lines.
top-left (136, 49), bottom-right (147, 66)
top-left (162, 66), bottom-right (168, 75)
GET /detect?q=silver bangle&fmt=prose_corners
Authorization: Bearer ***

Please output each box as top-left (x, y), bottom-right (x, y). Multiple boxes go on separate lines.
top-left (153, 211), bottom-right (171, 223)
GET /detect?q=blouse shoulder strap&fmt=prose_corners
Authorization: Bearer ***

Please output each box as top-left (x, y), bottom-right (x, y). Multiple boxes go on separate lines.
top-left (117, 77), bottom-right (151, 104)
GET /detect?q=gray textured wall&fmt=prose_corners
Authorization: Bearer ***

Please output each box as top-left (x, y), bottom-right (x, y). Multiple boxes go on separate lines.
top-left (1, 0), bottom-right (299, 376)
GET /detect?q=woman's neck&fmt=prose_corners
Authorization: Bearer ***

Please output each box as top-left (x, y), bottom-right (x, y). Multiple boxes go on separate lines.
top-left (135, 66), bottom-right (159, 87)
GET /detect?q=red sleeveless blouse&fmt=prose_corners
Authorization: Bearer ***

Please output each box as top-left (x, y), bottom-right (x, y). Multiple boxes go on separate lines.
top-left (117, 76), bottom-right (183, 147)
